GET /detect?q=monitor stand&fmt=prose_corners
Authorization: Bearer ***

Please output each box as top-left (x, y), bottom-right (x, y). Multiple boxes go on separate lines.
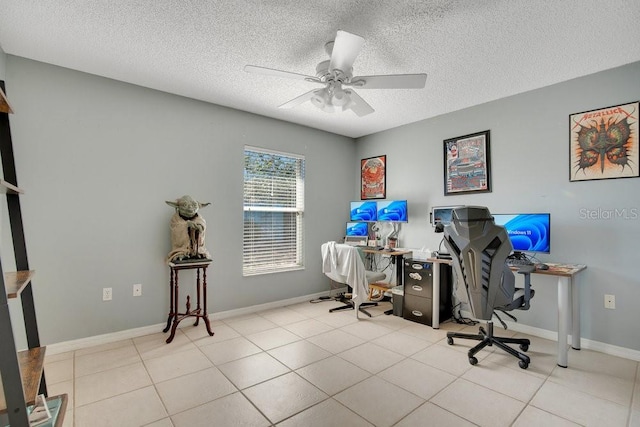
top-left (507, 251), bottom-right (527, 260)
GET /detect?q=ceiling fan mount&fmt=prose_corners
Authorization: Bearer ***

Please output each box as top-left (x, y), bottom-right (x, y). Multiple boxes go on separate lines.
top-left (244, 30), bottom-right (427, 117)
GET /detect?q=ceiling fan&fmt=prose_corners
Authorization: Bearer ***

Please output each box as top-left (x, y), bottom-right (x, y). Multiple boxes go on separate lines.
top-left (244, 30), bottom-right (427, 117)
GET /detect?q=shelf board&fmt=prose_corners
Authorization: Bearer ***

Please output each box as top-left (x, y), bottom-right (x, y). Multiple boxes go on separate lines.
top-left (5, 270), bottom-right (36, 299)
top-left (0, 179), bottom-right (23, 194)
top-left (0, 346), bottom-right (46, 412)
top-left (19, 347), bottom-right (46, 407)
top-left (0, 87), bottom-right (13, 114)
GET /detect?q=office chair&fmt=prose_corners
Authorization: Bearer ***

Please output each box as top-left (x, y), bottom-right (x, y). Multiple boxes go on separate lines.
top-left (321, 241), bottom-right (386, 317)
top-left (443, 206), bottom-right (535, 369)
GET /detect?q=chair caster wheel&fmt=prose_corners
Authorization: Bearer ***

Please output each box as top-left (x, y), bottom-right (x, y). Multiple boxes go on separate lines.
top-left (518, 360), bottom-right (529, 369)
top-left (469, 356), bottom-right (478, 365)
top-left (519, 344), bottom-right (529, 352)
top-left (447, 337), bottom-right (454, 345)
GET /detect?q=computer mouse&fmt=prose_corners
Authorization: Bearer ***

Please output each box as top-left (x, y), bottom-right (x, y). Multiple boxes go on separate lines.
top-left (536, 263), bottom-right (549, 270)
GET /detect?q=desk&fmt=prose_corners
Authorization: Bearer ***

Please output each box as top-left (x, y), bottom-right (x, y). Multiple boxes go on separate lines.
top-left (363, 249), bottom-right (411, 314)
top-left (433, 257), bottom-right (587, 367)
top-left (163, 260), bottom-right (215, 343)
top-left (521, 263), bottom-right (587, 368)
top-left (362, 248), bottom-right (411, 286)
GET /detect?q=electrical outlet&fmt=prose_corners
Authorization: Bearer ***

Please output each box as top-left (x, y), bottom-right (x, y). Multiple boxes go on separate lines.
top-left (604, 294), bottom-right (615, 309)
top-left (102, 287), bottom-right (112, 301)
top-left (133, 283), bottom-right (142, 297)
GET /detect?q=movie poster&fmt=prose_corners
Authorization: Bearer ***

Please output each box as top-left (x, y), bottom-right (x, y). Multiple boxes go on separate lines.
top-left (360, 155), bottom-right (386, 200)
top-left (444, 131), bottom-right (491, 195)
top-left (570, 101), bottom-right (639, 181)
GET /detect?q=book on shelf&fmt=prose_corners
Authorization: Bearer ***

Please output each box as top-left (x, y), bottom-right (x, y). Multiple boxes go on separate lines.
top-left (28, 394), bottom-right (52, 426)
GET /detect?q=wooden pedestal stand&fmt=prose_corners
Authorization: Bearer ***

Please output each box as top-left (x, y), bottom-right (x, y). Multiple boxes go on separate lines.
top-left (163, 260), bottom-right (214, 343)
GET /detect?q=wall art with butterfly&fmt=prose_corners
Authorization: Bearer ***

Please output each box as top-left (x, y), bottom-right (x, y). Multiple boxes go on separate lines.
top-left (570, 101), bottom-right (639, 182)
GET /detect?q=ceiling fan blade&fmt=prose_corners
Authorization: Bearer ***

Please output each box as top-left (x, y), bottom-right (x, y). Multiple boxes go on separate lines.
top-left (278, 89), bottom-right (319, 109)
top-left (346, 90), bottom-right (375, 117)
top-left (329, 30), bottom-right (365, 74)
top-left (349, 73), bottom-right (427, 89)
top-left (244, 65), bottom-right (321, 83)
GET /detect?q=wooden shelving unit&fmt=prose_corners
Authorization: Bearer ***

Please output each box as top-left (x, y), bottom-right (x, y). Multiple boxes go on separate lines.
top-left (0, 87), bottom-right (12, 115)
top-left (0, 347), bottom-right (46, 411)
top-left (0, 179), bottom-right (23, 195)
top-left (0, 80), bottom-right (65, 426)
top-left (5, 271), bottom-right (35, 299)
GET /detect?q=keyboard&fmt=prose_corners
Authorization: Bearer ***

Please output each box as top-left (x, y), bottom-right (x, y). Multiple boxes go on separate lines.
top-left (344, 236), bottom-right (367, 246)
top-left (506, 258), bottom-right (534, 267)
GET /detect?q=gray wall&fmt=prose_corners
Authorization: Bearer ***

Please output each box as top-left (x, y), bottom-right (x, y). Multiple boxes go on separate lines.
top-left (355, 61), bottom-right (640, 351)
top-left (3, 53), bottom-right (639, 353)
top-left (4, 56), bottom-right (355, 345)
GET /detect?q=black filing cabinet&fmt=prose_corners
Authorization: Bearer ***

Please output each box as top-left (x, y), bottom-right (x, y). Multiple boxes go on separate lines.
top-left (403, 258), bottom-right (452, 326)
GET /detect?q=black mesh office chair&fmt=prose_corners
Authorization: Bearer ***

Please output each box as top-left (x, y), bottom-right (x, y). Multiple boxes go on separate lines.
top-left (443, 206), bottom-right (535, 369)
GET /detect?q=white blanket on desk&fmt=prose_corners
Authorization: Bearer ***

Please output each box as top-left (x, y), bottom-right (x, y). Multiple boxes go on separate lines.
top-left (321, 242), bottom-right (368, 311)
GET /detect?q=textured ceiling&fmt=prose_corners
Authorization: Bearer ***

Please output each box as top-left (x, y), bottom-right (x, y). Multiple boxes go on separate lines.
top-left (0, 0), bottom-right (639, 138)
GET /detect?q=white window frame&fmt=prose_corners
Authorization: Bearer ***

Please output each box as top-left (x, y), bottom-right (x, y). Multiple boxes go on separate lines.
top-left (243, 146), bottom-right (305, 276)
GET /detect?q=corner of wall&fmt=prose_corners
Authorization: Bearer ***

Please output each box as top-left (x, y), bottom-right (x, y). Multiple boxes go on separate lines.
top-left (0, 45), bottom-right (6, 80)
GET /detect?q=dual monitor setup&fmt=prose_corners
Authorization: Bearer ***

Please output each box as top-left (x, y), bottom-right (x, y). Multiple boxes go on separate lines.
top-left (431, 206), bottom-right (551, 263)
top-left (345, 200), bottom-right (408, 246)
top-left (345, 202), bottom-right (551, 263)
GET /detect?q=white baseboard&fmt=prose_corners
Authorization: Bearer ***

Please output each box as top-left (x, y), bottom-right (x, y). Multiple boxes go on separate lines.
top-left (46, 324), bottom-right (166, 355)
top-left (209, 290), bottom-right (337, 322)
top-left (459, 310), bottom-right (640, 362)
top-left (48, 292), bottom-right (639, 362)
top-left (46, 290), bottom-right (333, 355)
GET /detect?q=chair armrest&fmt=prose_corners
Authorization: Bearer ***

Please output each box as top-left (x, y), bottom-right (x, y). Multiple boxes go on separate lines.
top-left (516, 266), bottom-right (534, 310)
top-left (517, 265), bottom-right (535, 274)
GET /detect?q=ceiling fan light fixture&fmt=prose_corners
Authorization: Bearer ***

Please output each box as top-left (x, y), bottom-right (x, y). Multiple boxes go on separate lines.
top-left (310, 89), bottom-right (327, 107)
top-left (311, 89), bottom-right (335, 113)
top-left (315, 60), bottom-right (331, 79)
top-left (339, 90), bottom-right (355, 111)
top-left (331, 86), bottom-right (350, 107)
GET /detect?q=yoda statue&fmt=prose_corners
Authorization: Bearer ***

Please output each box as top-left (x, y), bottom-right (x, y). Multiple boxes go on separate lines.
top-left (166, 195), bottom-right (211, 263)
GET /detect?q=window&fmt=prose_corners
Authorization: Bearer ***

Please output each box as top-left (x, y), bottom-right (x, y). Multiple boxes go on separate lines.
top-left (243, 146), bottom-right (305, 275)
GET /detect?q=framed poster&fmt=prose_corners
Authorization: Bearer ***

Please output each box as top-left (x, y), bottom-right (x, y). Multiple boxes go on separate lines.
top-left (360, 155), bottom-right (386, 200)
top-left (443, 130), bottom-right (491, 195)
top-left (569, 101), bottom-right (639, 182)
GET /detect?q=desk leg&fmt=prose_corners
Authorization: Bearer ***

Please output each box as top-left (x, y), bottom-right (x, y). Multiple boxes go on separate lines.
top-left (384, 255), bottom-right (404, 316)
top-left (395, 255), bottom-right (403, 286)
top-left (432, 263), bottom-right (440, 329)
top-left (570, 275), bottom-right (581, 350)
top-left (557, 276), bottom-right (570, 368)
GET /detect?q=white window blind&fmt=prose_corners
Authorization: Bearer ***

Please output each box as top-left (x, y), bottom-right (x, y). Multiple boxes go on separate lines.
top-left (243, 146), bottom-right (305, 276)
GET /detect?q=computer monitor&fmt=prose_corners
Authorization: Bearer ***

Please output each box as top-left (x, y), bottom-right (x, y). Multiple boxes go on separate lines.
top-left (431, 205), bottom-right (463, 227)
top-left (346, 221), bottom-right (369, 237)
top-left (349, 201), bottom-right (378, 222)
top-left (492, 213), bottom-right (551, 254)
top-left (376, 200), bottom-right (408, 222)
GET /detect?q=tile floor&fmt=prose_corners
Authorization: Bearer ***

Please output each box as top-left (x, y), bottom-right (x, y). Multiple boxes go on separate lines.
top-left (44, 299), bottom-right (640, 427)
